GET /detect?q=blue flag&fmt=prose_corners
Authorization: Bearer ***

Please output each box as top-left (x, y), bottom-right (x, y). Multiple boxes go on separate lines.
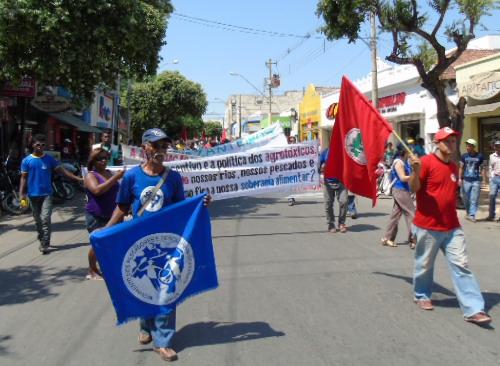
top-left (90, 194), bottom-right (218, 325)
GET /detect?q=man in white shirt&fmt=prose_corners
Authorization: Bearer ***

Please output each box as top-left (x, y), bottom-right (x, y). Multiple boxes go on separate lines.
top-left (487, 140), bottom-right (500, 221)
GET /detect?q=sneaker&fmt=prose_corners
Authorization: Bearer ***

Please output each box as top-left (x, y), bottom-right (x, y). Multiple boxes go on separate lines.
top-left (39, 245), bottom-right (49, 255)
top-left (414, 299), bottom-right (434, 310)
top-left (351, 213), bottom-right (358, 219)
top-left (464, 312), bottom-right (492, 325)
top-left (339, 224), bottom-right (347, 233)
top-left (329, 227), bottom-right (338, 233)
top-left (465, 215), bottom-right (476, 223)
top-left (485, 216), bottom-right (495, 221)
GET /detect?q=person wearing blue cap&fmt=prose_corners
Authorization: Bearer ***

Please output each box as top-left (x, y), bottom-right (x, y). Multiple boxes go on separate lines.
top-left (104, 127), bottom-right (211, 362)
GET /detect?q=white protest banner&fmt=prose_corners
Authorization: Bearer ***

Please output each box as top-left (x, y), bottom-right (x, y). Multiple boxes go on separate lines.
top-left (121, 123), bottom-right (288, 164)
top-left (166, 141), bottom-right (319, 200)
top-left (104, 141), bottom-right (320, 201)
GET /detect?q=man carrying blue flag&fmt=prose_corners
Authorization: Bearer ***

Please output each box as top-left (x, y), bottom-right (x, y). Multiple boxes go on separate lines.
top-left (104, 128), bottom-right (211, 362)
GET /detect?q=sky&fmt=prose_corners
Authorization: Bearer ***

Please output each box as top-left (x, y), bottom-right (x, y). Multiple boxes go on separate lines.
top-left (158, 1), bottom-right (500, 121)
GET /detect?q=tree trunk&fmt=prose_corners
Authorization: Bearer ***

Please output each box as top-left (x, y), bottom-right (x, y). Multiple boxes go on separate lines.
top-left (421, 78), bottom-right (466, 161)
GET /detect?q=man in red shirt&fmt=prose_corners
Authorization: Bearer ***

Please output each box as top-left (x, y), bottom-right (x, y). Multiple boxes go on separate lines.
top-left (408, 127), bottom-right (491, 325)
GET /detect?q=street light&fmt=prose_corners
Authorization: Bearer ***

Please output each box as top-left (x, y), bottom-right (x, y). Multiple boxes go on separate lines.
top-left (229, 72), bottom-right (266, 97)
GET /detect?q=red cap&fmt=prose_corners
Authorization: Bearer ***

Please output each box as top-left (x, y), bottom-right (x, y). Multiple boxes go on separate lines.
top-left (434, 127), bottom-right (460, 142)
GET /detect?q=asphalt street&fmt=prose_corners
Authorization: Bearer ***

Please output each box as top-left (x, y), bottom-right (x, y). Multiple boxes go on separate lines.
top-left (0, 192), bottom-right (499, 366)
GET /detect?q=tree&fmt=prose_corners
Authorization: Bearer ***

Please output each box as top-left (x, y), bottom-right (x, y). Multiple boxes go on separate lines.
top-left (0, 0), bottom-right (173, 102)
top-left (203, 121), bottom-right (223, 138)
top-left (316, 0), bottom-right (498, 136)
top-left (126, 71), bottom-right (207, 140)
top-left (181, 115), bottom-right (205, 138)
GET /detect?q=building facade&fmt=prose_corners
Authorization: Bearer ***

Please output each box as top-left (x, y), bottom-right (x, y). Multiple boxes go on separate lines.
top-left (456, 53), bottom-right (500, 159)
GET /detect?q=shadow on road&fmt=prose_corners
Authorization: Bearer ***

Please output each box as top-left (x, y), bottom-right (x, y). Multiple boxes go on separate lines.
top-left (213, 230), bottom-right (327, 239)
top-left (348, 224), bottom-right (380, 232)
top-left (0, 265), bottom-right (87, 306)
top-left (210, 197), bottom-right (281, 218)
top-left (50, 242), bottom-right (89, 252)
top-left (356, 212), bottom-right (388, 218)
top-left (0, 335), bottom-right (11, 356)
top-left (16, 218), bottom-right (85, 233)
top-left (172, 321), bottom-right (285, 351)
top-left (373, 271), bottom-right (500, 312)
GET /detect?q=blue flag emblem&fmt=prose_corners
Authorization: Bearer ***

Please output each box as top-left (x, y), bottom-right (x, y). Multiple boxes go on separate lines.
top-left (90, 194), bottom-right (218, 324)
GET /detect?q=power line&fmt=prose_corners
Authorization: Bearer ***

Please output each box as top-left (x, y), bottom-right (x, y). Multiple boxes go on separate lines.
top-left (173, 12), bottom-right (311, 38)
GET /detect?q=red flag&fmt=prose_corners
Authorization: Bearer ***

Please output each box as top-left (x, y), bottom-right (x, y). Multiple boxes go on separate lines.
top-left (201, 130), bottom-right (206, 140)
top-left (324, 76), bottom-right (393, 206)
top-left (181, 127), bottom-right (188, 141)
top-left (221, 128), bottom-right (227, 141)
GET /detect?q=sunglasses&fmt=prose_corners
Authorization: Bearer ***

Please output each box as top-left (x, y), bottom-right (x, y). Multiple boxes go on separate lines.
top-left (96, 155), bottom-right (109, 161)
top-left (34, 143), bottom-right (46, 147)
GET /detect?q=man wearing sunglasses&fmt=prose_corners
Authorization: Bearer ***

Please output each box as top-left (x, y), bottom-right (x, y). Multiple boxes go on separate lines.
top-left (19, 134), bottom-right (83, 254)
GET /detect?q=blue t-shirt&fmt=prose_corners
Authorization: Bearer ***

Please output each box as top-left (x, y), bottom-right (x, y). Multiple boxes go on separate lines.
top-left (320, 149), bottom-right (339, 183)
top-left (460, 152), bottom-right (484, 182)
top-left (116, 166), bottom-right (185, 218)
top-left (20, 154), bottom-right (60, 197)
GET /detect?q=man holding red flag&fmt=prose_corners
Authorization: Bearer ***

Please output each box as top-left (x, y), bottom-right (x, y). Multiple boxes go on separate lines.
top-left (324, 76), bottom-right (393, 206)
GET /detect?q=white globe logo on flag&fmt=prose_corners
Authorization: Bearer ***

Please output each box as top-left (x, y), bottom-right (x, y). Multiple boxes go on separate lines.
top-left (122, 233), bottom-right (195, 305)
top-left (345, 128), bottom-right (367, 165)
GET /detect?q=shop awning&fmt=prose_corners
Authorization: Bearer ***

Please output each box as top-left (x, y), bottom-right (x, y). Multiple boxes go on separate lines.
top-left (50, 112), bottom-right (102, 133)
top-left (465, 101), bottom-right (500, 116)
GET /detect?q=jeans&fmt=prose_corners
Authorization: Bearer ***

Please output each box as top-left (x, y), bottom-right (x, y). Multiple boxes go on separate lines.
top-left (412, 225), bottom-right (485, 317)
top-left (29, 195), bottom-right (53, 248)
top-left (488, 176), bottom-right (500, 219)
top-left (461, 180), bottom-right (480, 217)
top-left (84, 212), bottom-right (110, 233)
top-left (347, 195), bottom-right (357, 215)
top-left (140, 310), bottom-right (176, 348)
top-left (323, 181), bottom-right (347, 229)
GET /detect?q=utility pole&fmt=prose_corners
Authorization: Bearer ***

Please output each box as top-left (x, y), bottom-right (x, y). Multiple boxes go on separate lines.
top-left (266, 58), bottom-right (277, 125)
top-left (370, 10), bottom-right (379, 108)
top-left (112, 74), bottom-right (121, 145)
top-left (238, 94), bottom-right (242, 138)
top-left (126, 79), bottom-right (132, 144)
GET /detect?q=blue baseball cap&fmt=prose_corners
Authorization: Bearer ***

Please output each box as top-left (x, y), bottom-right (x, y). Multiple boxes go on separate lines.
top-left (142, 128), bottom-right (169, 143)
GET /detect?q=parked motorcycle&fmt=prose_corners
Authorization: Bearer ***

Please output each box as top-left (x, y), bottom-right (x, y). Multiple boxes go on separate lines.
top-left (0, 161), bottom-right (30, 215)
top-left (52, 173), bottom-right (75, 202)
top-left (61, 161), bottom-right (85, 192)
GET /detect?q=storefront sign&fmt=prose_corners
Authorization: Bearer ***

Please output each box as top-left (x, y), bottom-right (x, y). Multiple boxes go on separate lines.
top-left (31, 86), bottom-right (71, 112)
top-left (326, 103), bottom-right (338, 120)
top-left (460, 72), bottom-right (500, 100)
top-left (1, 77), bottom-right (37, 98)
top-left (377, 92), bottom-right (406, 114)
top-left (95, 93), bottom-right (114, 129)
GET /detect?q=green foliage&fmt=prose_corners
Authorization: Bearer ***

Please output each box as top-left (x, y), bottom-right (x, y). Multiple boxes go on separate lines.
top-left (414, 42), bottom-right (438, 72)
top-left (203, 121), bottom-right (223, 138)
top-left (127, 71), bottom-right (207, 139)
top-left (0, 0), bottom-right (173, 102)
top-left (181, 115), bottom-right (205, 138)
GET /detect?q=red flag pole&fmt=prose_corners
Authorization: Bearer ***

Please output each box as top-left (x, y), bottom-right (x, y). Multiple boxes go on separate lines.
top-left (391, 130), bottom-right (415, 157)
